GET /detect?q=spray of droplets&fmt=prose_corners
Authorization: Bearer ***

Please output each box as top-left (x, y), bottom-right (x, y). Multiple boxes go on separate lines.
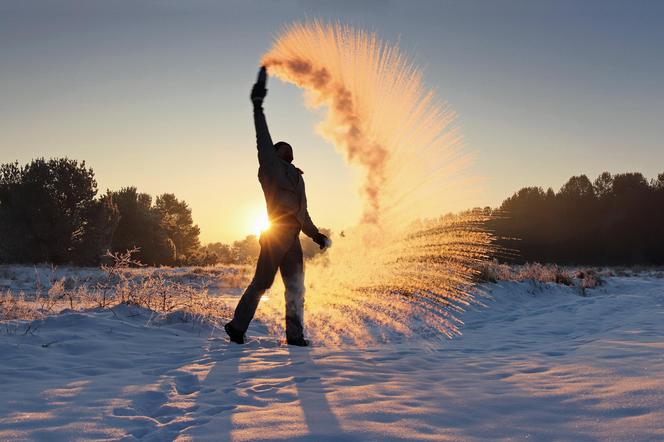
top-left (249, 21), bottom-right (494, 344)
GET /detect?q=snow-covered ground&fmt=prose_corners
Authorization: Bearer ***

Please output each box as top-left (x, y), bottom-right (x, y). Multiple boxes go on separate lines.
top-left (1, 271), bottom-right (663, 441)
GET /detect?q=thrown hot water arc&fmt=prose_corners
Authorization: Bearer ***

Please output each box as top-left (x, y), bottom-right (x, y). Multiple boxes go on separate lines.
top-left (242, 21), bottom-right (494, 344)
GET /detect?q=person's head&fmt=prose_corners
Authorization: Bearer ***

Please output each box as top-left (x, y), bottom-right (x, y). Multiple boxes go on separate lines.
top-left (275, 141), bottom-right (294, 163)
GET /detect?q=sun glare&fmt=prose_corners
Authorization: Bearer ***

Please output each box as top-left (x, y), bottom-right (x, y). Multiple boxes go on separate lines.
top-left (252, 211), bottom-right (270, 237)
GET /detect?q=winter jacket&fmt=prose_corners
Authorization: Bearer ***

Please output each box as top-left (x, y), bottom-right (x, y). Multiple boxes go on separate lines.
top-left (253, 103), bottom-right (320, 239)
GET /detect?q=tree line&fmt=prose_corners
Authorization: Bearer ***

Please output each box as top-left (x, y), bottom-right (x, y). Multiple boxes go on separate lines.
top-left (3, 158), bottom-right (662, 267)
top-left (485, 171), bottom-right (664, 265)
top-left (0, 158), bottom-right (194, 265)
top-left (0, 158), bottom-right (329, 266)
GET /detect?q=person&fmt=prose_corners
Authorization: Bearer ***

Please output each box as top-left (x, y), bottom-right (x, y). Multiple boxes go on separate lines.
top-left (224, 66), bottom-right (330, 347)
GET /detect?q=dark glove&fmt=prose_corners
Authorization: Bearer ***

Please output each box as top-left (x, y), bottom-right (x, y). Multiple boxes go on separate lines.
top-left (313, 232), bottom-right (330, 250)
top-left (251, 66), bottom-right (268, 104)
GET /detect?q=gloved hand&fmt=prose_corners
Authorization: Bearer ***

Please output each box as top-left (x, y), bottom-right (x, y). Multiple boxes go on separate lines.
top-left (313, 232), bottom-right (331, 250)
top-left (251, 66), bottom-right (268, 104)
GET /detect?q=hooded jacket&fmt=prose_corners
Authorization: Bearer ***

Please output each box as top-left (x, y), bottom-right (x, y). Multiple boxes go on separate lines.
top-left (253, 103), bottom-right (320, 239)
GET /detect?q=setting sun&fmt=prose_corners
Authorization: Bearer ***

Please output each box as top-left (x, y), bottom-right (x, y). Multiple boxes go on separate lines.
top-left (252, 211), bottom-right (270, 237)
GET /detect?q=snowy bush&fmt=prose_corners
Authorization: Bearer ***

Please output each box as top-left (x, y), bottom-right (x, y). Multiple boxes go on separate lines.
top-left (475, 259), bottom-right (511, 283)
top-left (0, 250), bottom-right (240, 330)
top-left (474, 261), bottom-right (609, 293)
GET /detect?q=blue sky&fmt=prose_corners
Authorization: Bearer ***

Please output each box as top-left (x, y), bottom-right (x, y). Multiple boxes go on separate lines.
top-left (1, 0), bottom-right (663, 242)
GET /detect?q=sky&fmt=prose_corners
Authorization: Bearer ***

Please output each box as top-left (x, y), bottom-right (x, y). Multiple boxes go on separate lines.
top-left (1, 0), bottom-right (663, 243)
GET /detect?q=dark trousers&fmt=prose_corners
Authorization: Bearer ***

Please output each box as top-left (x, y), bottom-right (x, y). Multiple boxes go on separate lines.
top-left (228, 224), bottom-right (305, 341)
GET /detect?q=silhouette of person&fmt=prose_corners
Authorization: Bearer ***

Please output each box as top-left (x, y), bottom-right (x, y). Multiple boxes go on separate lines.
top-left (225, 66), bottom-right (329, 346)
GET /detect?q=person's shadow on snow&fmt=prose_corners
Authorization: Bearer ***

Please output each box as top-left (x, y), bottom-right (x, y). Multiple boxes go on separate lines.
top-left (183, 335), bottom-right (349, 441)
top-left (286, 346), bottom-right (349, 441)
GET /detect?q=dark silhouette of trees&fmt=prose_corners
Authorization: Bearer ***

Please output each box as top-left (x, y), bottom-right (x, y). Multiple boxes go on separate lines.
top-left (7, 159), bottom-right (660, 267)
top-left (72, 194), bottom-right (120, 265)
top-left (231, 235), bottom-right (261, 264)
top-left (488, 171), bottom-right (664, 265)
top-left (107, 187), bottom-right (176, 266)
top-left (0, 158), bottom-right (331, 267)
top-left (0, 158), bottom-right (116, 264)
top-left (0, 158), bottom-right (202, 266)
top-left (197, 242), bottom-right (235, 265)
top-left (154, 193), bottom-right (201, 263)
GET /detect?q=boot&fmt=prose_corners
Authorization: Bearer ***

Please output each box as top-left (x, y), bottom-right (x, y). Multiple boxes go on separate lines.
top-left (286, 337), bottom-right (309, 347)
top-left (224, 323), bottom-right (245, 344)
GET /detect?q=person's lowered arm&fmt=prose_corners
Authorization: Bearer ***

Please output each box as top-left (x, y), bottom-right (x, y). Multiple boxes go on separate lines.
top-left (301, 208), bottom-right (319, 240)
top-left (300, 186), bottom-right (330, 250)
top-left (251, 67), bottom-right (277, 171)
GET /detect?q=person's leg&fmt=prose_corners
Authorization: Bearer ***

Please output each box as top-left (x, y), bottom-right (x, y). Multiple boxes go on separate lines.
top-left (279, 236), bottom-right (305, 342)
top-left (228, 232), bottom-right (292, 334)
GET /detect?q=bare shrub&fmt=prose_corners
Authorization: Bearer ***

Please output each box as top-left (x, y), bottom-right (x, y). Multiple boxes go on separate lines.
top-left (576, 268), bottom-right (604, 289)
top-left (218, 265), bottom-right (251, 288)
top-left (475, 259), bottom-right (511, 283)
top-left (1, 249), bottom-right (235, 333)
top-left (1, 291), bottom-right (36, 321)
top-left (475, 261), bottom-right (583, 287)
top-left (514, 263), bottom-right (573, 285)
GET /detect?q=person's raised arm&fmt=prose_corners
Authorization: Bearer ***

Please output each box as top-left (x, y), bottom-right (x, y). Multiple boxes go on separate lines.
top-left (251, 66), bottom-right (277, 169)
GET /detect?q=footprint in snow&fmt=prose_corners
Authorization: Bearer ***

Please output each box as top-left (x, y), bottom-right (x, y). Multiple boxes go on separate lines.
top-left (174, 371), bottom-right (200, 396)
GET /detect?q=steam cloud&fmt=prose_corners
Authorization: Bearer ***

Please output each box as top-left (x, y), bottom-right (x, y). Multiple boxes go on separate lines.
top-left (262, 57), bottom-right (387, 224)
